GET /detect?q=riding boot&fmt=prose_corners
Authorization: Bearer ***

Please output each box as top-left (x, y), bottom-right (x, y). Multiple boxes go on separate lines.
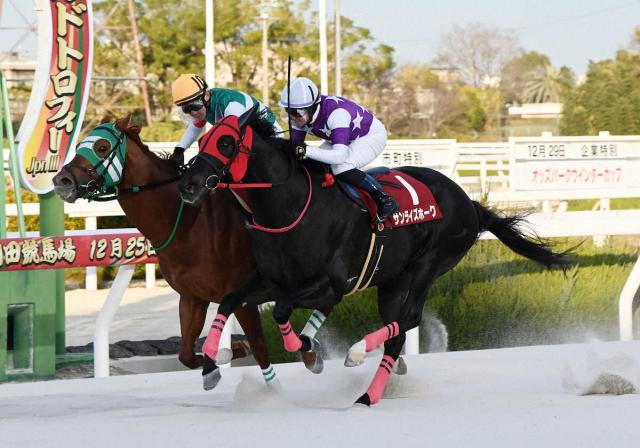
top-left (337, 169), bottom-right (399, 222)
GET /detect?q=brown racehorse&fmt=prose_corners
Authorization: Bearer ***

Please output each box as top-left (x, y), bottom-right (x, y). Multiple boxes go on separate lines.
top-left (52, 115), bottom-right (313, 382)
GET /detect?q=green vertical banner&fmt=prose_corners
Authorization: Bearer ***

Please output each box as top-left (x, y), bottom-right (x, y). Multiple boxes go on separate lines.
top-left (39, 192), bottom-right (66, 353)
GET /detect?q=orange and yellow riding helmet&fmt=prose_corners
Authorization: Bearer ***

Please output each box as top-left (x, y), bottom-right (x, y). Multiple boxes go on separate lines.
top-left (172, 74), bottom-right (208, 106)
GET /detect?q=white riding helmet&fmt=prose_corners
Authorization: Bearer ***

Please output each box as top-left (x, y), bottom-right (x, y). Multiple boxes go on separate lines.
top-left (279, 77), bottom-right (320, 109)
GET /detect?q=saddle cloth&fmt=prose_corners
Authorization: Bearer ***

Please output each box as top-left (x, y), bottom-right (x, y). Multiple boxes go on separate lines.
top-left (343, 167), bottom-right (443, 229)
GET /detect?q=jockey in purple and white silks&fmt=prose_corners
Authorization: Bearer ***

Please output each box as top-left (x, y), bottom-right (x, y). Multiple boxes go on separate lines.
top-left (279, 77), bottom-right (399, 222)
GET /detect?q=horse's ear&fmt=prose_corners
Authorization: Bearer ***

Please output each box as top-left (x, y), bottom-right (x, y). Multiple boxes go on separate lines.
top-left (128, 124), bottom-right (141, 135)
top-left (238, 103), bottom-right (260, 130)
top-left (99, 115), bottom-right (111, 124)
top-left (115, 113), bottom-right (132, 132)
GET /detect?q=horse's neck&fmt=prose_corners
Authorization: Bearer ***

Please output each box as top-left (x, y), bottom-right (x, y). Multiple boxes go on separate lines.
top-left (117, 151), bottom-right (183, 247)
top-left (245, 139), bottom-right (310, 228)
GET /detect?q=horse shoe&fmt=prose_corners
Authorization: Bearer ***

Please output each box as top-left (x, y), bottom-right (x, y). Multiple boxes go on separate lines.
top-left (202, 355), bottom-right (222, 391)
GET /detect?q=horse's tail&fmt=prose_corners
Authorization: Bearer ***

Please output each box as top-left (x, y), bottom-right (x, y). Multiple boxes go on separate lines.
top-left (472, 201), bottom-right (572, 269)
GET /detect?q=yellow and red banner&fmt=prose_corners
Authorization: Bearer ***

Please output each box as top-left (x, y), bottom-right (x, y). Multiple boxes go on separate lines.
top-left (16, 0), bottom-right (93, 194)
top-left (0, 232), bottom-right (158, 271)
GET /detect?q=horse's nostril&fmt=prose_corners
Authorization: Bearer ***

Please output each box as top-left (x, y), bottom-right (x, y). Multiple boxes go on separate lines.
top-left (60, 176), bottom-right (73, 187)
top-left (185, 183), bottom-right (195, 194)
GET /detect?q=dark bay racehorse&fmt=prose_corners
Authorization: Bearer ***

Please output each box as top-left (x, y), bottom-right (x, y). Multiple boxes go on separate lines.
top-left (179, 107), bottom-right (571, 406)
top-left (52, 115), bottom-right (286, 384)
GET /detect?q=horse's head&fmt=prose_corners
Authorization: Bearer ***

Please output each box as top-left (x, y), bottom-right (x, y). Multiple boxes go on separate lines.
top-left (53, 115), bottom-right (141, 202)
top-left (179, 105), bottom-right (259, 206)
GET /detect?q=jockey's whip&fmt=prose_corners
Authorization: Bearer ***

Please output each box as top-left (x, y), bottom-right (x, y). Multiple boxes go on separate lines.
top-left (287, 55), bottom-right (292, 145)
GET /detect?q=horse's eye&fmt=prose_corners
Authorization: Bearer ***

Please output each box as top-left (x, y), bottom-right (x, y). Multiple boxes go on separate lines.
top-left (217, 135), bottom-right (236, 158)
top-left (93, 138), bottom-right (111, 158)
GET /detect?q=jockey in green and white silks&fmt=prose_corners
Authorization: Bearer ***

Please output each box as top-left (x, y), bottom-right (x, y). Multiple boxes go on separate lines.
top-left (170, 74), bottom-right (283, 165)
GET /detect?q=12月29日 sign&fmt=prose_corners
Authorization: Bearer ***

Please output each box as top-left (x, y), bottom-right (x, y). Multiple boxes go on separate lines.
top-left (509, 134), bottom-right (640, 192)
top-left (15, 0), bottom-right (93, 194)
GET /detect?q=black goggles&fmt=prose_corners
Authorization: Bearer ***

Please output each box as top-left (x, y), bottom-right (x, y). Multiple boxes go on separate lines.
top-left (181, 99), bottom-right (205, 114)
top-left (285, 107), bottom-right (308, 118)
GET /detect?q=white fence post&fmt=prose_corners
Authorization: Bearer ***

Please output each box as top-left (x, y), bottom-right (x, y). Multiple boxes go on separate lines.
top-left (94, 264), bottom-right (135, 378)
top-left (404, 327), bottom-right (420, 355)
top-left (85, 216), bottom-right (98, 290)
top-left (145, 263), bottom-right (155, 289)
top-left (619, 256), bottom-right (640, 341)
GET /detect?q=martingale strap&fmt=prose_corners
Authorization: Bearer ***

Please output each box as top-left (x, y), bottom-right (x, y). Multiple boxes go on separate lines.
top-left (345, 232), bottom-right (385, 296)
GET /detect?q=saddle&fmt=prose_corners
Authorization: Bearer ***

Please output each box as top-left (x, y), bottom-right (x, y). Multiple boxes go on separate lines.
top-left (338, 167), bottom-right (443, 230)
top-left (228, 166), bottom-right (444, 231)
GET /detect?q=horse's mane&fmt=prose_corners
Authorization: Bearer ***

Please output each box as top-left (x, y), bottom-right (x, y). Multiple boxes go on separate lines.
top-left (121, 124), bottom-right (180, 169)
top-left (248, 111), bottom-right (278, 140)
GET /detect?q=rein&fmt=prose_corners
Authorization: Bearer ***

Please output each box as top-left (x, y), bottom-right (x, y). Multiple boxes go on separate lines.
top-left (197, 114), bottom-right (309, 233)
top-left (247, 166), bottom-right (313, 233)
top-left (86, 174), bottom-right (183, 202)
top-left (72, 123), bottom-right (186, 251)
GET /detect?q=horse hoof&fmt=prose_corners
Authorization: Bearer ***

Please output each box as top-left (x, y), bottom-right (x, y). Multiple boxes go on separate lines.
top-left (354, 393), bottom-right (371, 407)
top-left (345, 339), bottom-right (366, 367)
top-left (393, 356), bottom-right (408, 375)
top-left (301, 350), bottom-right (324, 374)
top-left (299, 335), bottom-right (320, 352)
top-left (216, 348), bottom-right (233, 365)
top-left (202, 356), bottom-right (221, 391)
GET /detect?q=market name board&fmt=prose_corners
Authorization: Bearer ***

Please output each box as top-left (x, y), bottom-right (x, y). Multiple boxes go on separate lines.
top-left (509, 136), bottom-right (640, 192)
top-left (0, 233), bottom-right (158, 271)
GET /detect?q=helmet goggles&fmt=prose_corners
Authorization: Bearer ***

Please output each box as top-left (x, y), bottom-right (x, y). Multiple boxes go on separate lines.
top-left (181, 98), bottom-right (205, 114)
top-left (285, 107), bottom-right (309, 118)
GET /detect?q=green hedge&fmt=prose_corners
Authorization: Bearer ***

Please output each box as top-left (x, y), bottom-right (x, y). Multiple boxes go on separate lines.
top-left (259, 238), bottom-right (639, 363)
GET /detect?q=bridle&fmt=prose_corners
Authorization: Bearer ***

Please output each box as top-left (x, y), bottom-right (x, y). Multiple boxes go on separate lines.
top-left (195, 117), bottom-right (295, 191)
top-left (194, 117), bottom-right (312, 233)
top-left (68, 124), bottom-right (182, 202)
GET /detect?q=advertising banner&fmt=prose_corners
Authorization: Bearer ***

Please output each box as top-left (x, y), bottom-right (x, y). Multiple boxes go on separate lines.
top-left (0, 233), bottom-right (158, 271)
top-left (15, 0), bottom-right (93, 194)
top-left (510, 135), bottom-right (640, 192)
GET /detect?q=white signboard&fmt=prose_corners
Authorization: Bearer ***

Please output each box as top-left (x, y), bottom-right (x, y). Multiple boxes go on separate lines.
top-left (369, 139), bottom-right (457, 175)
top-left (510, 135), bottom-right (640, 192)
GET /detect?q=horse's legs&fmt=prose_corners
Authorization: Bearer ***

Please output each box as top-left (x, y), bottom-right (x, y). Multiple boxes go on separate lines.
top-left (200, 271), bottom-right (268, 390)
top-left (350, 270), bottom-right (438, 407)
top-left (299, 306), bottom-right (333, 374)
top-left (355, 333), bottom-right (406, 406)
top-left (178, 295), bottom-right (209, 368)
top-left (233, 305), bottom-right (280, 386)
top-left (273, 301), bottom-right (302, 352)
top-left (202, 271), bottom-right (267, 361)
top-left (345, 274), bottom-right (411, 367)
top-left (272, 278), bottom-right (337, 353)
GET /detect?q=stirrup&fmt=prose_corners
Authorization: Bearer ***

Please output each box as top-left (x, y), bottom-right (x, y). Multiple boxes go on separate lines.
top-left (375, 197), bottom-right (399, 222)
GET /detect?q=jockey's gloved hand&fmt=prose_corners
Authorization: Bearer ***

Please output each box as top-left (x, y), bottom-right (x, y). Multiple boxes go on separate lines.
top-left (292, 143), bottom-right (306, 160)
top-left (170, 146), bottom-right (186, 166)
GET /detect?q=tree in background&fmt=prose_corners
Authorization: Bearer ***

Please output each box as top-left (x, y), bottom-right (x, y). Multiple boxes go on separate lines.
top-left (434, 23), bottom-right (521, 88)
top-left (500, 51), bottom-right (551, 104)
top-left (89, 0), bottom-right (393, 139)
top-left (561, 49), bottom-right (640, 135)
top-left (523, 64), bottom-right (573, 103)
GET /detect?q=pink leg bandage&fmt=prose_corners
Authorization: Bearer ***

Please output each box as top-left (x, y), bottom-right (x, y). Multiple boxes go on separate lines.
top-left (364, 322), bottom-right (399, 352)
top-left (367, 355), bottom-right (396, 405)
top-left (202, 313), bottom-right (228, 360)
top-left (278, 321), bottom-right (302, 352)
